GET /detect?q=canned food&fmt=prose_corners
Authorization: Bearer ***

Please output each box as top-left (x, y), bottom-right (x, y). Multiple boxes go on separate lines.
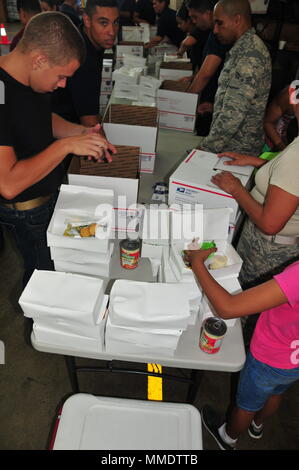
top-left (120, 238), bottom-right (141, 269)
top-left (199, 317), bottom-right (227, 354)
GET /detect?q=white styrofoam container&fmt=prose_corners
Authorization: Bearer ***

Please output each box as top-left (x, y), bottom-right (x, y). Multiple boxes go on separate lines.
top-left (50, 242), bottom-right (114, 264)
top-left (54, 259), bottom-right (112, 278)
top-left (109, 280), bottom-right (191, 330)
top-left (170, 207), bottom-right (243, 280)
top-left (47, 185), bottom-right (113, 253)
top-left (53, 394), bottom-right (202, 450)
top-left (105, 317), bottom-right (182, 357)
top-left (19, 270), bottom-right (106, 338)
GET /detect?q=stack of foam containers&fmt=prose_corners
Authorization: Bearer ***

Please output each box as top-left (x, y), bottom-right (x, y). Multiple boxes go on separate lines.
top-left (19, 270), bottom-right (109, 353)
top-left (105, 280), bottom-right (192, 356)
top-left (47, 184), bottom-right (114, 278)
top-left (168, 207), bottom-right (244, 327)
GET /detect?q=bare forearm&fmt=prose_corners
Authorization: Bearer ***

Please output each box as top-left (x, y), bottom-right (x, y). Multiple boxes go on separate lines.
top-left (52, 113), bottom-right (84, 138)
top-left (263, 122), bottom-right (285, 150)
top-left (231, 185), bottom-right (266, 230)
top-left (2, 140), bottom-right (69, 199)
top-left (188, 71), bottom-right (210, 93)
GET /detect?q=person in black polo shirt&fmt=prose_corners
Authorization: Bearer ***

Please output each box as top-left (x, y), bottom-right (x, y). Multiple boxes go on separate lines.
top-left (145, 0), bottom-right (186, 49)
top-left (59, 0), bottom-right (81, 27)
top-left (0, 12), bottom-right (115, 289)
top-left (176, 3), bottom-right (210, 74)
top-left (185, 0), bottom-right (230, 135)
top-left (52, 0), bottom-right (119, 127)
top-left (134, 0), bottom-right (156, 25)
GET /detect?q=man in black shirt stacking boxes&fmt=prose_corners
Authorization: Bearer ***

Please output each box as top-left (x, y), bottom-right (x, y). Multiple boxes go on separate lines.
top-left (0, 12), bottom-right (115, 288)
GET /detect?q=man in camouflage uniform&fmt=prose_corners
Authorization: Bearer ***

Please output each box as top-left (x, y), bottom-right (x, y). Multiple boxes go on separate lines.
top-left (197, 0), bottom-right (271, 156)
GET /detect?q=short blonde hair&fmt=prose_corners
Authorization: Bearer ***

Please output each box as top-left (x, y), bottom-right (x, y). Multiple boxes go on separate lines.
top-left (19, 11), bottom-right (86, 66)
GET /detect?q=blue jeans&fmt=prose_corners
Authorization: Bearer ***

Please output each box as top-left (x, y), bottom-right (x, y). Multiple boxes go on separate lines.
top-left (0, 193), bottom-right (58, 287)
top-left (236, 352), bottom-right (299, 412)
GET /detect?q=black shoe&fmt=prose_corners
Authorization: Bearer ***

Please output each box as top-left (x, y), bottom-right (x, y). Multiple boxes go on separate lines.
top-left (248, 421), bottom-right (263, 439)
top-left (201, 405), bottom-right (236, 450)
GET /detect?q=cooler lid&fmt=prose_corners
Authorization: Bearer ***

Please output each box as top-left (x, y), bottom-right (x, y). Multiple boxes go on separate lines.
top-left (53, 394), bottom-right (202, 450)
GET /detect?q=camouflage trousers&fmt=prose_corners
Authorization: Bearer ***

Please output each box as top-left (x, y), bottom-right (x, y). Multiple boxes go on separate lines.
top-left (237, 218), bottom-right (299, 290)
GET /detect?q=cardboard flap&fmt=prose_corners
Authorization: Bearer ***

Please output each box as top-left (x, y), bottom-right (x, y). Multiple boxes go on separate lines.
top-left (160, 80), bottom-right (190, 93)
top-left (103, 104), bottom-right (158, 127)
top-left (160, 62), bottom-right (192, 71)
top-left (203, 208), bottom-right (233, 240)
top-left (78, 145), bottom-right (140, 179)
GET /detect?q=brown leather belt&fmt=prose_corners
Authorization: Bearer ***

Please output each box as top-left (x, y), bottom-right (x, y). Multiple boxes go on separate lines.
top-left (0, 194), bottom-right (52, 211)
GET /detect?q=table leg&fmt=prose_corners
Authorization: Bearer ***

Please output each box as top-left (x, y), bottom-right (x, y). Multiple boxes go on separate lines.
top-left (64, 355), bottom-right (79, 393)
top-left (186, 370), bottom-right (204, 403)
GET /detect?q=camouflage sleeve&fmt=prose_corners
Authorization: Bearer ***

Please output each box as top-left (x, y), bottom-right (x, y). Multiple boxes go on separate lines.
top-left (200, 56), bottom-right (263, 153)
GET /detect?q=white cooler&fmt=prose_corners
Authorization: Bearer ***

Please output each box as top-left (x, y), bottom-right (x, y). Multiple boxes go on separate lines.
top-left (53, 393), bottom-right (202, 450)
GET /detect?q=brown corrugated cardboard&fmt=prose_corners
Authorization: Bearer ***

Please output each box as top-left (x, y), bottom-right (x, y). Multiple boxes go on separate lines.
top-left (160, 80), bottom-right (190, 92)
top-left (69, 145), bottom-right (140, 179)
top-left (159, 62), bottom-right (193, 71)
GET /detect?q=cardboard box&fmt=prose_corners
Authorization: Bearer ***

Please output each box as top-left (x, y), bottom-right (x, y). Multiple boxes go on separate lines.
top-left (159, 61), bottom-right (193, 81)
top-left (249, 0), bottom-right (269, 14)
top-left (101, 59), bottom-right (113, 79)
top-left (115, 42), bottom-right (144, 69)
top-left (54, 259), bottom-right (112, 277)
top-left (169, 149), bottom-right (254, 222)
top-left (50, 243), bottom-right (114, 264)
top-left (103, 104), bottom-right (158, 173)
top-left (157, 81), bottom-right (198, 132)
top-left (122, 25), bottom-right (150, 43)
top-left (101, 79), bottom-right (113, 94)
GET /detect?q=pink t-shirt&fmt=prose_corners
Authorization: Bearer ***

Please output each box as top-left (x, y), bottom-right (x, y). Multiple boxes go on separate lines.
top-left (250, 260), bottom-right (299, 369)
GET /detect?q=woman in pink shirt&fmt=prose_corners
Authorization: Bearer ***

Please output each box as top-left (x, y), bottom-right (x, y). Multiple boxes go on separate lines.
top-left (187, 247), bottom-right (299, 450)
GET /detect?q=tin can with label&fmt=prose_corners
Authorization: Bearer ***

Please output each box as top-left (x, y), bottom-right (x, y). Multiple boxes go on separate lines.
top-left (199, 317), bottom-right (227, 354)
top-left (120, 238), bottom-right (141, 269)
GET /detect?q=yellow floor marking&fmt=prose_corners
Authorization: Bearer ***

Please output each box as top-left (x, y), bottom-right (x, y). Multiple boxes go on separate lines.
top-left (147, 363), bottom-right (163, 401)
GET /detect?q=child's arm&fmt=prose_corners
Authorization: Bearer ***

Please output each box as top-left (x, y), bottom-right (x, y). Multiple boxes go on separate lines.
top-left (187, 248), bottom-right (288, 319)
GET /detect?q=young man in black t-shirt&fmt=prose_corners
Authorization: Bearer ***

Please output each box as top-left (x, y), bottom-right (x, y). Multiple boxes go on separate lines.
top-left (52, 0), bottom-right (120, 127)
top-left (134, 0), bottom-right (156, 25)
top-left (0, 12), bottom-right (115, 288)
top-left (145, 0), bottom-right (186, 49)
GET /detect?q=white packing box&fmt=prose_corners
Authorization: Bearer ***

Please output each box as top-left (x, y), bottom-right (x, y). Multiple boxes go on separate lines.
top-left (109, 279), bottom-right (191, 330)
top-left (103, 121), bottom-right (158, 175)
top-left (32, 306), bottom-right (107, 353)
top-left (50, 242), bottom-right (114, 264)
top-left (19, 270), bottom-right (107, 338)
top-left (159, 67), bottom-right (193, 82)
top-left (47, 185), bottom-right (113, 253)
top-left (53, 394), bottom-right (202, 450)
top-left (250, 0), bottom-right (270, 14)
top-left (141, 242), bottom-right (164, 261)
top-left (101, 59), bottom-right (113, 79)
top-left (100, 79), bottom-right (113, 94)
top-left (122, 24), bottom-right (150, 43)
top-left (157, 89), bottom-right (198, 132)
top-left (115, 44), bottom-right (144, 69)
top-left (54, 259), bottom-right (112, 278)
top-left (114, 83), bottom-right (140, 100)
top-left (141, 207), bottom-right (170, 246)
top-left (168, 150), bottom-right (254, 222)
top-left (105, 317), bottom-right (182, 357)
top-left (112, 67), bottom-right (143, 86)
top-left (170, 208), bottom-right (243, 281)
top-left (199, 277), bottom-right (242, 327)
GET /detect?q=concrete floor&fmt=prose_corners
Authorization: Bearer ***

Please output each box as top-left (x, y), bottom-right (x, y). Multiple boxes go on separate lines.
top-left (0, 21), bottom-right (299, 451)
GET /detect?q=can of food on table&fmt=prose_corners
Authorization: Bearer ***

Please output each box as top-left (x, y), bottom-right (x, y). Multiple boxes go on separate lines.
top-left (120, 238), bottom-right (141, 269)
top-left (199, 317), bottom-right (227, 354)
